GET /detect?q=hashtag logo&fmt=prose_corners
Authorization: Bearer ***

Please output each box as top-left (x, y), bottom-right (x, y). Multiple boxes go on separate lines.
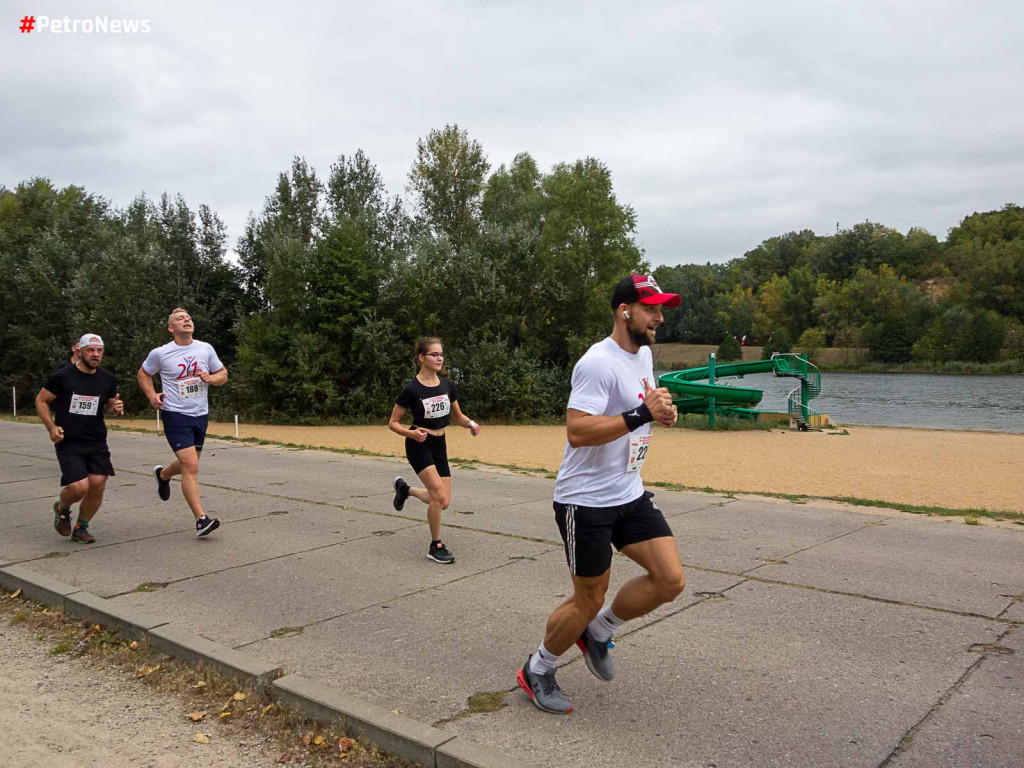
top-left (19, 15), bottom-right (35, 32)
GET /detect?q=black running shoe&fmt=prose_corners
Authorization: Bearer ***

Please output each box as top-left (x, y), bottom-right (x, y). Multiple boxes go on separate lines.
top-left (71, 522), bottom-right (95, 544)
top-left (427, 541), bottom-right (455, 564)
top-left (195, 515), bottom-right (220, 538)
top-left (154, 466), bottom-right (170, 501)
top-left (53, 501), bottom-right (72, 537)
top-left (393, 476), bottom-right (410, 511)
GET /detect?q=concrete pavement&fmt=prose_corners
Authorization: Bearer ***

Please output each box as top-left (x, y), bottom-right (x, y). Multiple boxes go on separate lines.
top-left (1, 419), bottom-right (1022, 767)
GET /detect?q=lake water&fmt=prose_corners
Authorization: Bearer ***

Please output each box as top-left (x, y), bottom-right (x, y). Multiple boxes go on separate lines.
top-left (657, 371), bottom-right (1024, 433)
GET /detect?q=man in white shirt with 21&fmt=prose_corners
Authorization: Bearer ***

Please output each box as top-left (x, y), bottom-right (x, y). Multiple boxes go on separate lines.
top-left (137, 308), bottom-right (228, 537)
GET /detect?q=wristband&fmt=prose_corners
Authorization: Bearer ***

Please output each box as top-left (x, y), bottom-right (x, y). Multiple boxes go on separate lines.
top-left (621, 402), bottom-right (653, 432)
top-left (469, 421), bottom-right (478, 430)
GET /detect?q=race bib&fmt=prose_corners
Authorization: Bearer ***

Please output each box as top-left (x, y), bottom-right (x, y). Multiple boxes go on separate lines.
top-left (627, 434), bottom-right (652, 473)
top-left (421, 394), bottom-right (451, 419)
top-left (69, 393), bottom-right (100, 416)
top-left (177, 377), bottom-right (205, 399)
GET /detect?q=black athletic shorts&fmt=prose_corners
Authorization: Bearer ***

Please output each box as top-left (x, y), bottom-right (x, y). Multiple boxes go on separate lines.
top-left (554, 491), bottom-right (673, 577)
top-left (55, 443), bottom-right (115, 486)
top-left (405, 434), bottom-right (450, 477)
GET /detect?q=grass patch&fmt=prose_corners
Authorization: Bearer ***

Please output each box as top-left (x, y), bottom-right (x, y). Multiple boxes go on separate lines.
top-left (964, 515), bottom-right (981, 526)
top-left (133, 582), bottom-right (168, 593)
top-left (269, 626), bottom-right (304, 639)
top-left (674, 414), bottom-right (778, 431)
top-left (50, 640), bottom-right (72, 655)
top-left (10, 610), bottom-right (29, 625)
top-left (645, 480), bottom-right (1023, 523)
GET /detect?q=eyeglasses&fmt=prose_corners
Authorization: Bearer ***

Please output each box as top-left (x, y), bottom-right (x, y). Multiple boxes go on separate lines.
top-left (425, 352), bottom-right (444, 358)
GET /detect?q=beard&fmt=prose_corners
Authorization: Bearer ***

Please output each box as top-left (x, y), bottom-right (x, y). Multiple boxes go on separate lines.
top-left (627, 319), bottom-right (655, 348)
top-left (82, 356), bottom-right (101, 369)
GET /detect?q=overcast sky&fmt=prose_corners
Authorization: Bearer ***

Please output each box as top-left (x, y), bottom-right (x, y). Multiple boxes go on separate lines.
top-left (4, 0), bottom-right (1023, 265)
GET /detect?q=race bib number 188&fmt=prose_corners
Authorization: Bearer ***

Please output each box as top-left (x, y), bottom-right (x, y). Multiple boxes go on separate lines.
top-left (627, 434), bottom-right (652, 473)
top-left (177, 377), bottom-right (205, 399)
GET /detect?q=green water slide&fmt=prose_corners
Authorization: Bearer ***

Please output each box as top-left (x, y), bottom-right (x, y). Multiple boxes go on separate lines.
top-left (657, 354), bottom-right (822, 423)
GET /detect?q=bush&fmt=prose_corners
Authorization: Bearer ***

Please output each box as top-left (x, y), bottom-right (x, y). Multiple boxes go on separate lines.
top-left (762, 328), bottom-right (792, 358)
top-left (795, 328), bottom-right (826, 361)
top-left (716, 334), bottom-right (742, 361)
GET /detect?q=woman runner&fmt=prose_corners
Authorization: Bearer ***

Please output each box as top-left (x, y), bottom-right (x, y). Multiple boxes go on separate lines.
top-left (388, 338), bottom-right (481, 564)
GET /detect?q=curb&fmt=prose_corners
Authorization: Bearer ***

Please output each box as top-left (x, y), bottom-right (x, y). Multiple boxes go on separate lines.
top-left (0, 565), bottom-right (536, 768)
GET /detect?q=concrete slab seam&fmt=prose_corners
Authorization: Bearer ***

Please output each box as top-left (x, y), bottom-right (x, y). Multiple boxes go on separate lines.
top-left (875, 623), bottom-right (1015, 767)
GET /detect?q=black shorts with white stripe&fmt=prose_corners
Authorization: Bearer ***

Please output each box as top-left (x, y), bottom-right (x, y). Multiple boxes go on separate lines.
top-left (553, 491), bottom-right (673, 578)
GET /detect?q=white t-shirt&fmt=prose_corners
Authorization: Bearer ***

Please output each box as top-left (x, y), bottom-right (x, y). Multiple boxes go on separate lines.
top-left (141, 340), bottom-right (224, 417)
top-left (554, 337), bottom-right (655, 507)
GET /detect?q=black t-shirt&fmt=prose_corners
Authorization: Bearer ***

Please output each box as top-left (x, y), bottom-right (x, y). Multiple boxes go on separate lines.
top-left (395, 377), bottom-right (458, 430)
top-left (43, 365), bottom-right (118, 447)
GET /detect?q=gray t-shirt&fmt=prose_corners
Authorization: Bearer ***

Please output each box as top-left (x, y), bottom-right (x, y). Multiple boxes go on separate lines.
top-left (141, 340), bottom-right (224, 417)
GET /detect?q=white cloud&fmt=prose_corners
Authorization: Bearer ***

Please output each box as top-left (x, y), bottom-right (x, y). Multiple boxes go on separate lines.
top-left (3, 0), bottom-right (1023, 264)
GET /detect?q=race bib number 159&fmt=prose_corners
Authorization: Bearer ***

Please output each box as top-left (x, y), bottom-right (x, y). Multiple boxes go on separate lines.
top-left (69, 394), bottom-right (100, 416)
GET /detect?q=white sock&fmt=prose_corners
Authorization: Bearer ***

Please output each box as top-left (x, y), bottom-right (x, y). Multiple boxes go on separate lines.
top-left (587, 605), bottom-right (625, 643)
top-left (529, 642), bottom-right (559, 676)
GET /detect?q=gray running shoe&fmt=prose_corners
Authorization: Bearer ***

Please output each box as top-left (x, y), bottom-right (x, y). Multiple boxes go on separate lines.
top-left (517, 656), bottom-right (573, 714)
top-left (576, 628), bottom-right (615, 681)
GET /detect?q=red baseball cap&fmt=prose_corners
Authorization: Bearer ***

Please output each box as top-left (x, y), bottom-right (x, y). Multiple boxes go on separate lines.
top-left (611, 275), bottom-right (681, 308)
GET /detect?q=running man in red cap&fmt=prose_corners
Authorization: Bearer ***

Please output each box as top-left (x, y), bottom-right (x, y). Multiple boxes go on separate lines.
top-left (518, 274), bottom-right (686, 714)
top-left (35, 333), bottom-right (123, 543)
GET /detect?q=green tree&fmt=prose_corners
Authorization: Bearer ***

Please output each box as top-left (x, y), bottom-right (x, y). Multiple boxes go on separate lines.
top-left (716, 334), bottom-right (742, 362)
top-left (408, 124), bottom-right (489, 250)
top-left (795, 328), bottom-right (826, 362)
top-left (528, 158), bottom-right (646, 364)
top-left (762, 328), bottom-right (792, 358)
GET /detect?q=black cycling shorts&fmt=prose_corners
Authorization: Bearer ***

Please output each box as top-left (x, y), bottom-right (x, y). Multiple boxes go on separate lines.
top-left (554, 491), bottom-right (673, 577)
top-left (405, 434), bottom-right (451, 477)
top-left (55, 443), bottom-right (115, 486)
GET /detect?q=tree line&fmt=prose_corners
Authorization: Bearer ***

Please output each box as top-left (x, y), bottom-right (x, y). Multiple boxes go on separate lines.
top-left (2, 125), bottom-right (1021, 422)
top-left (654, 209), bottom-right (1024, 367)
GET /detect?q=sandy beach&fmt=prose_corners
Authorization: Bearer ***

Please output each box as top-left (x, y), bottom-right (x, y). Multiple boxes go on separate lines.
top-left (140, 421), bottom-right (1024, 515)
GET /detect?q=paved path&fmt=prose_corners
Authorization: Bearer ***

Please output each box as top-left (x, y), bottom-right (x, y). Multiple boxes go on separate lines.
top-left (2, 420), bottom-right (1022, 767)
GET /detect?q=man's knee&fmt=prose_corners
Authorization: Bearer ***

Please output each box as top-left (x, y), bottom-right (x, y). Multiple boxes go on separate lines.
top-left (64, 479), bottom-right (89, 498)
top-left (574, 584), bottom-right (608, 620)
top-left (655, 571), bottom-right (686, 604)
top-left (432, 489), bottom-right (450, 509)
top-left (87, 475), bottom-right (107, 493)
top-left (180, 457), bottom-right (200, 475)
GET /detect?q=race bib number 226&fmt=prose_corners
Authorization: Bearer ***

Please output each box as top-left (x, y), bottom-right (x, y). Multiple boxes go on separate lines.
top-left (421, 394), bottom-right (451, 418)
